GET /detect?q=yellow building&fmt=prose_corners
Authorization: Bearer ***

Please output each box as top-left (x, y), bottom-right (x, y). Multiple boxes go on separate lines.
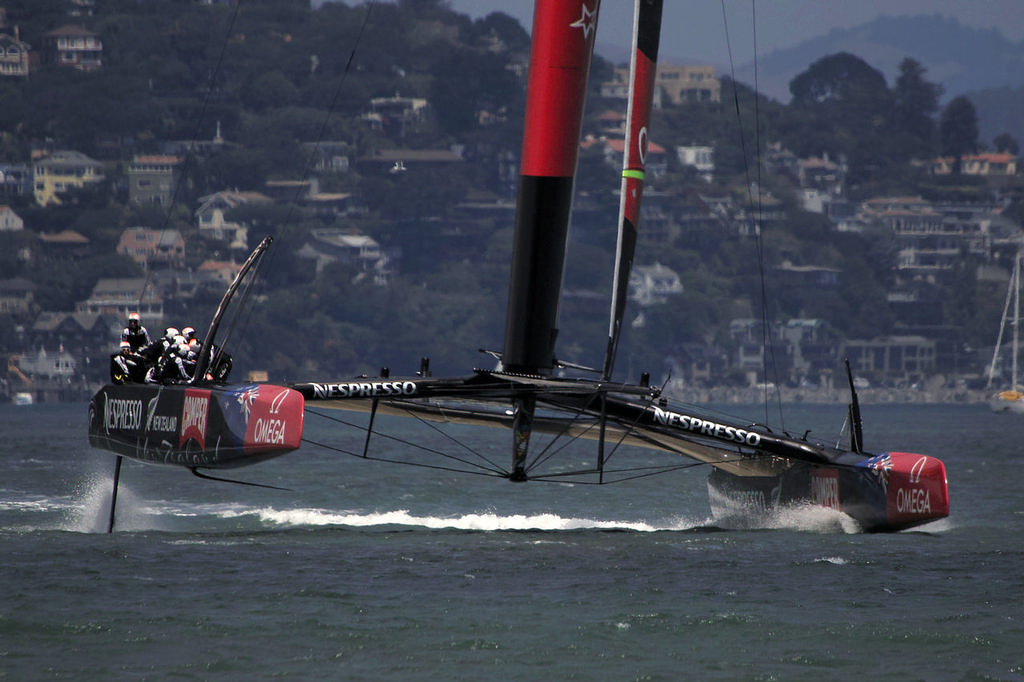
top-left (603, 63), bottom-right (720, 107)
top-left (32, 150), bottom-right (105, 206)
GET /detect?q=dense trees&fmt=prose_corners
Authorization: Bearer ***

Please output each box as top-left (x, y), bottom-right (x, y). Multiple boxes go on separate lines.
top-left (2, 0), bottom-right (1020, 381)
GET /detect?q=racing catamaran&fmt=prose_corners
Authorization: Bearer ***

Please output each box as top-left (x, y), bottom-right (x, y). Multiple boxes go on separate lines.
top-left (88, 0), bottom-right (948, 532)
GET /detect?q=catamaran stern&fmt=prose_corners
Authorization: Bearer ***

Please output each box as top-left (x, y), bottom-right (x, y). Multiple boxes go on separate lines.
top-left (707, 451), bottom-right (948, 532)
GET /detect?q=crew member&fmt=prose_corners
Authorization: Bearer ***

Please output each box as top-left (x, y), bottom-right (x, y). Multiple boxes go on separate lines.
top-left (121, 313), bottom-right (151, 351)
top-left (110, 341), bottom-right (145, 384)
top-left (143, 329), bottom-right (180, 383)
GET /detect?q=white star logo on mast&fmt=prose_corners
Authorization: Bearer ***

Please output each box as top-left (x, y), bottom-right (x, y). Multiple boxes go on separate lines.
top-left (570, 3), bottom-right (598, 40)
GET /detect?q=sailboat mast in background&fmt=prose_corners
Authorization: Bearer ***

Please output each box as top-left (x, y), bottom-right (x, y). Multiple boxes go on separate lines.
top-left (987, 248), bottom-right (1024, 413)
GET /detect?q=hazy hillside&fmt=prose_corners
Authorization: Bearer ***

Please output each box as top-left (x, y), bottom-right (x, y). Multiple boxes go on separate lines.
top-left (719, 14), bottom-right (1024, 146)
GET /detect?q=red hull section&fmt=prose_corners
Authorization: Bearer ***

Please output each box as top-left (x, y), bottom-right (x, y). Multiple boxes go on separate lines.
top-left (878, 452), bottom-right (949, 529)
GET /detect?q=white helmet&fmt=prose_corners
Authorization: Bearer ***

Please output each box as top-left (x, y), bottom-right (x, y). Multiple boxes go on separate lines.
top-left (165, 327), bottom-right (180, 341)
top-left (182, 326), bottom-right (195, 341)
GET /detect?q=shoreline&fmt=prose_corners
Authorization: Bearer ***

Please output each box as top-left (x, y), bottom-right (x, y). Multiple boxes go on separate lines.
top-left (664, 385), bottom-right (990, 406)
top-left (5, 382), bottom-right (995, 407)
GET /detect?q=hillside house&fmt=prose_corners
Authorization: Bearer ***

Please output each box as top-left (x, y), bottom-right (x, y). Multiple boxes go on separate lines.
top-left (0, 164), bottom-right (32, 198)
top-left (629, 262), bottom-right (683, 306)
top-left (198, 260), bottom-right (243, 286)
top-left (41, 25), bottom-right (102, 71)
top-left (38, 230), bottom-right (90, 260)
top-left (195, 190), bottom-right (272, 249)
top-left (602, 63), bottom-right (720, 107)
top-left (32, 150), bottom-right (105, 206)
top-left (17, 347), bottom-right (77, 379)
top-left (581, 137), bottom-right (668, 176)
top-left (297, 229), bottom-right (389, 284)
top-left (843, 335), bottom-right (937, 379)
top-left (76, 278), bottom-right (164, 324)
top-left (677, 145), bottom-right (714, 182)
top-left (362, 94), bottom-right (428, 134)
top-left (128, 155), bottom-right (183, 206)
top-left (0, 204), bottom-right (23, 231)
top-left (862, 196), bottom-right (994, 278)
top-left (356, 148), bottom-right (464, 175)
top-left (0, 32), bottom-right (30, 77)
top-left (117, 227), bottom-right (186, 269)
top-left (30, 311), bottom-right (118, 353)
top-left (0, 277), bottom-right (34, 317)
top-left (930, 153), bottom-right (1017, 176)
top-left (301, 141), bottom-right (350, 173)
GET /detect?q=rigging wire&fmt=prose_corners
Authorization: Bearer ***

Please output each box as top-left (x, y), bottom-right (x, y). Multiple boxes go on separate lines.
top-left (303, 407), bottom-right (508, 476)
top-left (233, 1), bottom-right (377, 355)
top-left (135, 0), bottom-right (246, 316)
top-left (257, 0), bottom-right (375, 277)
top-left (302, 408), bottom-right (709, 484)
top-left (133, 1), bottom-right (376, 370)
top-left (719, 0), bottom-right (786, 431)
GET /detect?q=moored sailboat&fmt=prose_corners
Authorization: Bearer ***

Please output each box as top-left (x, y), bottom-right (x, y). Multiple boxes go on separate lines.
top-left (986, 249), bottom-right (1024, 413)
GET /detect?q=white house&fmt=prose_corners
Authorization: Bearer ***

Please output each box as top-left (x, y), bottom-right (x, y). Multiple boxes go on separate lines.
top-left (629, 262), bottom-right (683, 306)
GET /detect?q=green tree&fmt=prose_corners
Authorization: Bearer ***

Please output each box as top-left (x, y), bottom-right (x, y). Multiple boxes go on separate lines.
top-left (891, 58), bottom-right (942, 160)
top-left (993, 132), bottom-right (1019, 155)
top-left (939, 96), bottom-right (980, 174)
top-left (785, 53), bottom-right (893, 184)
top-left (789, 52), bottom-right (889, 106)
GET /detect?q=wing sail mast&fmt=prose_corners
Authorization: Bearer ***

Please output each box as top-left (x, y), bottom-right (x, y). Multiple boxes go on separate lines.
top-left (193, 235), bottom-right (273, 383)
top-left (503, 0), bottom-right (600, 479)
top-left (603, 0), bottom-right (663, 381)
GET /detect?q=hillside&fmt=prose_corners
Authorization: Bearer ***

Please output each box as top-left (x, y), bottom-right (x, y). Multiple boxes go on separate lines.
top-left (1, 0), bottom-right (1023, 389)
top-left (724, 14), bottom-right (1024, 145)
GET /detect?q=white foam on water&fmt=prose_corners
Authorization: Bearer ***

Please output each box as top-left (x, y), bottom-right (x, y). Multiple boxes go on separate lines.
top-left (713, 501), bottom-right (863, 534)
top-left (243, 506), bottom-right (709, 532)
top-left (62, 473), bottom-right (208, 533)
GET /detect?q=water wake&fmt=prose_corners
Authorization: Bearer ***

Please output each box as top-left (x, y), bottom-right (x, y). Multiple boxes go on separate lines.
top-left (712, 502), bottom-right (863, 534)
top-left (244, 507), bottom-right (709, 532)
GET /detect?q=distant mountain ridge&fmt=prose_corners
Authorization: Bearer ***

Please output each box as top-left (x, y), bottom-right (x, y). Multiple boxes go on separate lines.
top-left (654, 14), bottom-right (1024, 149)
top-left (730, 14), bottom-right (1024, 101)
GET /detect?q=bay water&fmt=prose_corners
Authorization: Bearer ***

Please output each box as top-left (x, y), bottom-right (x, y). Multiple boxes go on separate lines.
top-left (1, 401), bottom-right (1022, 680)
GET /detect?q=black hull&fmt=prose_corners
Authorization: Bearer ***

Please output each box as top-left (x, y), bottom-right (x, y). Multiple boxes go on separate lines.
top-left (88, 382), bottom-right (304, 469)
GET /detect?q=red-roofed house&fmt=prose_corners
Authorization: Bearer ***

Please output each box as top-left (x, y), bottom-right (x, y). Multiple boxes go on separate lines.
top-left (38, 229), bottom-right (90, 260)
top-left (930, 153), bottom-right (1017, 176)
top-left (117, 227), bottom-right (186, 269)
top-left (581, 137), bottom-right (668, 176)
top-left (198, 260), bottom-right (243, 286)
